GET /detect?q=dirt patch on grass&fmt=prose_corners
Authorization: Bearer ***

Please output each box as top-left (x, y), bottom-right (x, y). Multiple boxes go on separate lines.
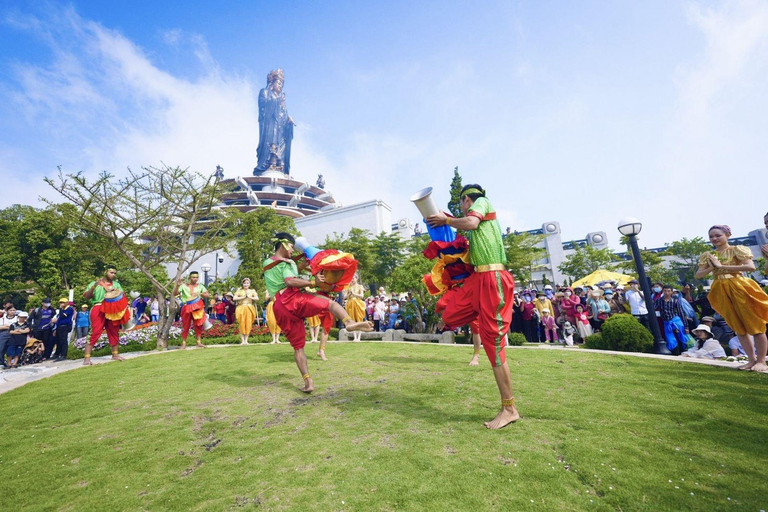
top-left (181, 459), bottom-right (203, 477)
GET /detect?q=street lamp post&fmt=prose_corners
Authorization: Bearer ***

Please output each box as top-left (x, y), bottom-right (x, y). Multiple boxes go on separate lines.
top-left (201, 263), bottom-right (212, 286)
top-left (617, 217), bottom-right (670, 355)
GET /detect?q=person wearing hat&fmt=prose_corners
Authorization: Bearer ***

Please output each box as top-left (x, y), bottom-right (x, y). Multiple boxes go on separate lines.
top-left (6, 311), bottom-right (31, 368)
top-left (587, 288), bottom-right (610, 332)
top-left (604, 289), bottom-right (623, 317)
top-left (75, 304), bottom-right (91, 340)
top-left (52, 298), bottom-right (75, 361)
top-left (624, 279), bottom-right (650, 331)
top-left (562, 321), bottom-right (576, 346)
top-left (29, 298), bottom-right (56, 360)
top-left (681, 324), bottom-right (726, 359)
top-left (540, 308), bottom-right (558, 343)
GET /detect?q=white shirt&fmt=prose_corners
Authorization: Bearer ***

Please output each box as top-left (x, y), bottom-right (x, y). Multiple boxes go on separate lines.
top-left (625, 289), bottom-right (648, 315)
top-left (684, 339), bottom-right (726, 359)
top-left (374, 302), bottom-right (387, 321)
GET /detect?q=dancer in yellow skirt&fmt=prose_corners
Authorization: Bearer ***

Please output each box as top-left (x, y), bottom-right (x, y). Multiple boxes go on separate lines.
top-left (307, 314), bottom-right (321, 343)
top-left (695, 225), bottom-right (768, 372)
top-left (233, 278), bottom-right (259, 345)
top-left (265, 292), bottom-right (281, 344)
top-left (345, 273), bottom-right (366, 341)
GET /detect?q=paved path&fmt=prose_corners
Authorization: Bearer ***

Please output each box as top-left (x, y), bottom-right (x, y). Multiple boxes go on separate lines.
top-left (0, 342), bottom-right (760, 396)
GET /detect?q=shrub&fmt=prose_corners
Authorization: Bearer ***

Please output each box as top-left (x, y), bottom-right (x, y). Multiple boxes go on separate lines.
top-left (601, 314), bottom-right (654, 353)
top-left (507, 332), bottom-right (526, 346)
top-left (584, 333), bottom-right (610, 350)
top-left (454, 334), bottom-right (469, 344)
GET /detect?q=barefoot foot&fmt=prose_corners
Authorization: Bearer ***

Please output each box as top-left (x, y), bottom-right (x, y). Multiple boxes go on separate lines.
top-left (468, 355), bottom-right (480, 366)
top-left (196, 344), bottom-right (206, 348)
top-left (181, 343), bottom-right (187, 350)
top-left (317, 350), bottom-right (328, 361)
top-left (738, 360), bottom-right (757, 370)
top-left (110, 355), bottom-right (125, 362)
top-left (83, 359), bottom-right (93, 366)
top-left (484, 407), bottom-right (520, 429)
top-left (300, 378), bottom-right (314, 393)
top-left (749, 362), bottom-right (768, 372)
top-left (346, 321), bottom-right (374, 332)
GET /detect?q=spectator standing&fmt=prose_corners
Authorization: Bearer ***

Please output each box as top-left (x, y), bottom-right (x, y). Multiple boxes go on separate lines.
top-left (214, 298), bottom-right (227, 323)
top-left (0, 307), bottom-right (16, 368)
top-left (388, 299), bottom-right (399, 330)
top-left (6, 311), bottom-right (31, 368)
top-left (624, 279), bottom-right (649, 330)
top-left (150, 298), bottom-right (160, 323)
top-left (521, 291), bottom-right (538, 342)
top-left (587, 289), bottom-right (610, 332)
top-left (604, 289), bottom-right (623, 317)
top-left (30, 298), bottom-right (56, 360)
top-left (653, 285), bottom-right (689, 354)
top-left (373, 296), bottom-right (387, 331)
top-left (75, 304), bottom-right (90, 339)
top-left (574, 304), bottom-right (593, 340)
top-left (225, 293), bottom-right (237, 325)
top-left (53, 298), bottom-right (74, 361)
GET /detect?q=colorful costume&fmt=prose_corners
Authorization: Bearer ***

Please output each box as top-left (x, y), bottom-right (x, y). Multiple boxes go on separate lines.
top-left (266, 298), bottom-right (281, 334)
top-left (86, 279), bottom-right (128, 347)
top-left (345, 283), bottom-right (366, 322)
top-left (233, 288), bottom-right (258, 335)
top-left (264, 256), bottom-right (332, 350)
top-left (178, 283), bottom-right (208, 339)
top-left (699, 247), bottom-right (768, 335)
top-left (436, 196), bottom-right (515, 366)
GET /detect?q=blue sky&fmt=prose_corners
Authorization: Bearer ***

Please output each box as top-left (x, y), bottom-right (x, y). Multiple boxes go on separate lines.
top-left (1, 0), bottom-right (766, 248)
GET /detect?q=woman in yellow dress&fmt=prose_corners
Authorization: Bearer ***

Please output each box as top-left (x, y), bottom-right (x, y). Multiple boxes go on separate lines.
top-left (233, 278), bottom-right (259, 345)
top-left (695, 225), bottom-right (768, 372)
top-left (307, 314), bottom-right (321, 343)
top-left (265, 291), bottom-right (281, 344)
top-left (345, 273), bottom-right (366, 342)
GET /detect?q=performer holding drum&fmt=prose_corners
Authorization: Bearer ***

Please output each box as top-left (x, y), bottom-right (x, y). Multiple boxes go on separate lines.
top-left (82, 267), bottom-right (132, 365)
top-left (173, 271), bottom-right (211, 349)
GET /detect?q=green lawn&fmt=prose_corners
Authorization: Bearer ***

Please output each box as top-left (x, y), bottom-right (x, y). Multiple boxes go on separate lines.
top-left (1, 343), bottom-right (766, 511)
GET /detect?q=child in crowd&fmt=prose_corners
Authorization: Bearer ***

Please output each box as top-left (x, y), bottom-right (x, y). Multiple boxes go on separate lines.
top-left (7, 311), bottom-right (31, 368)
top-left (562, 321), bottom-right (576, 346)
top-left (574, 304), bottom-right (593, 340)
top-left (540, 309), bottom-right (558, 343)
top-left (681, 324), bottom-right (727, 359)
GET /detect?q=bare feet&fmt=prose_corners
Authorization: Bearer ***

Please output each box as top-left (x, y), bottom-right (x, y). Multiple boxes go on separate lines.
top-left (317, 349), bottom-right (328, 361)
top-left (181, 342), bottom-right (187, 350)
top-left (196, 343), bottom-right (206, 348)
top-left (241, 341), bottom-right (249, 345)
top-left (300, 377), bottom-right (314, 393)
top-left (738, 360), bottom-right (757, 370)
top-left (346, 321), bottom-right (374, 332)
top-left (484, 406), bottom-right (520, 429)
top-left (82, 359), bottom-right (93, 366)
top-left (111, 355), bottom-right (126, 362)
top-left (469, 354), bottom-right (480, 366)
top-left (750, 362), bottom-right (768, 372)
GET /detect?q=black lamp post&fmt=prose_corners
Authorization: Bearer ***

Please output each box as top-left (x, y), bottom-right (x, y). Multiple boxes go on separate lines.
top-left (617, 217), bottom-right (670, 355)
top-left (201, 263), bottom-right (211, 286)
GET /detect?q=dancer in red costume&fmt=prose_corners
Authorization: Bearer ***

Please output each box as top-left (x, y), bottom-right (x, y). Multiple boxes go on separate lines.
top-left (427, 184), bottom-right (519, 429)
top-left (263, 233), bottom-right (373, 392)
top-left (82, 267), bottom-right (130, 365)
top-left (173, 271), bottom-right (210, 349)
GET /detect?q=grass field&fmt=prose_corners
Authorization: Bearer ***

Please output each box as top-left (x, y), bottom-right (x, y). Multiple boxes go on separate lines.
top-left (0, 343), bottom-right (766, 511)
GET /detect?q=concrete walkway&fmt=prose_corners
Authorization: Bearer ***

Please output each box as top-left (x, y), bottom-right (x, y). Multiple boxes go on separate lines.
top-left (0, 342), bottom-right (761, 396)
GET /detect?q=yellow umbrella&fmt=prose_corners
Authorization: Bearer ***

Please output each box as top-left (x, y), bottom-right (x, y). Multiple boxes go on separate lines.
top-left (571, 269), bottom-right (634, 288)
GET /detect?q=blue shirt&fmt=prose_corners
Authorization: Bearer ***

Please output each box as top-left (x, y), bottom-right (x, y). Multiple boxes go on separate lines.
top-left (56, 306), bottom-right (75, 328)
top-left (76, 311), bottom-right (90, 328)
top-left (38, 307), bottom-right (55, 329)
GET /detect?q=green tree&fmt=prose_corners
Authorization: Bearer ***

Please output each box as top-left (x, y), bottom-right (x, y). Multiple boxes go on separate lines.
top-left (235, 208), bottom-right (298, 296)
top-left (45, 165), bottom-right (239, 348)
top-left (370, 231), bottom-right (406, 289)
top-left (447, 166), bottom-right (463, 218)
top-left (616, 236), bottom-right (679, 286)
top-left (664, 237), bottom-right (712, 284)
top-left (558, 244), bottom-right (617, 281)
top-left (503, 232), bottom-right (546, 284)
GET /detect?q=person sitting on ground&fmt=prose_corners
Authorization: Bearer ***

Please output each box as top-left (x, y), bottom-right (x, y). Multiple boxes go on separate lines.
top-left (681, 324), bottom-right (727, 359)
top-left (540, 309), bottom-right (558, 343)
top-left (7, 311), bottom-right (31, 368)
top-left (21, 336), bottom-right (45, 365)
top-left (562, 321), bottom-right (576, 346)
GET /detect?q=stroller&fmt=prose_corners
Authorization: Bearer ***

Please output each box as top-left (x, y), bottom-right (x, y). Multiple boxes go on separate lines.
top-left (20, 338), bottom-right (45, 366)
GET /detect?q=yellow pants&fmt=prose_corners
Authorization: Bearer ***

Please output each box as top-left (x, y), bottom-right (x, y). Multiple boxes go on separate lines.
top-left (236, 304), bottom-right (256, 335)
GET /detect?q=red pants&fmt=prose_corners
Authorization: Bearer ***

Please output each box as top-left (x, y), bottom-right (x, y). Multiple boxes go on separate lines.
top-left (181, 309), bottom-right (204, 339)
top-left (274, 288), bottom-right (332, 350)
top-left (89, 304), bottom-right (121, 347)
top-left (437, 270), bottom-right (515, 367)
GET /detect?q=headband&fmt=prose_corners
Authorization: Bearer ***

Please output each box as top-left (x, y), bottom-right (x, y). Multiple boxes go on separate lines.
top-left (708, 225), bottom-right (731, 237)
top-left (461, 187), bottom-right (484, 198)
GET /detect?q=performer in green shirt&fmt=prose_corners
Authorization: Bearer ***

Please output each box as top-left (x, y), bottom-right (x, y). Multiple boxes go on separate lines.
top-left (264, 232), bottom-right (372, 393)
top-left (427, 184), bottom-right (519, 429)
top-left (173, 271), bottom-right (211, 349)
top-left (83, 267), bottom-right (127, 365)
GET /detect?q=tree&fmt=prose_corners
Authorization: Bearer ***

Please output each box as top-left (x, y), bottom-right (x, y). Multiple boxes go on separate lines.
top-left (503, 232), bottom-right (546, 285)
top-left (45, 165), bottom-right (239, 349)
top-left (447, 166), bottom-right (463, 218)
top-left (664, 237), bottom-right (712, 284)
top-left (558, 244), bottom-right (617, 281)
top-left (235, 208), bottom-right (298, 296)
top-left (370, 231), bottom-right (406, 289)
top-left (616, 236), bottom-right (679, 286)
